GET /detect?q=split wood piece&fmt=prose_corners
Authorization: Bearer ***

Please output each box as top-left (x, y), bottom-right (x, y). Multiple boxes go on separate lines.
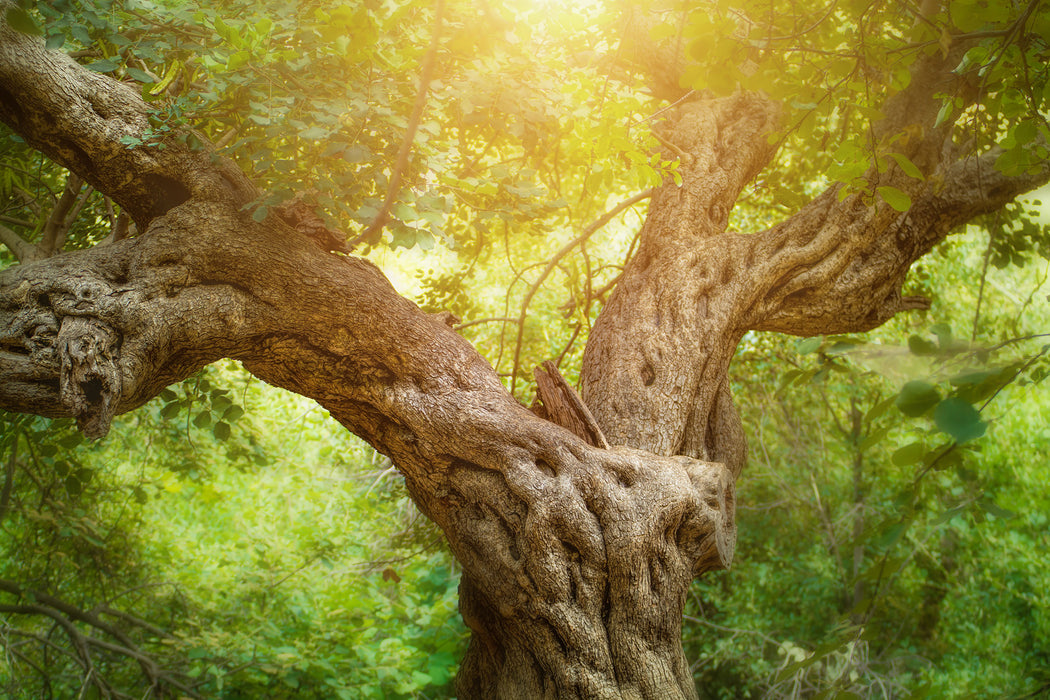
top-left (531, 360), bottom-right (610, 449)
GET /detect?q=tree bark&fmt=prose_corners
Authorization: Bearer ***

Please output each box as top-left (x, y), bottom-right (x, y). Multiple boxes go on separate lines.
top-left (0, 7), bottom-right (1048, 699)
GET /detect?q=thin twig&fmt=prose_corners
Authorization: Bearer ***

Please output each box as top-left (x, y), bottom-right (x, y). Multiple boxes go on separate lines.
top-left (508, 188), bottom-right (654, 396)
top-left (454, 316), bottom-right (518, 331)
top-left (350, 0), bottom-right (445, 249)
top-left (971, 214), bottom-right (999, 341)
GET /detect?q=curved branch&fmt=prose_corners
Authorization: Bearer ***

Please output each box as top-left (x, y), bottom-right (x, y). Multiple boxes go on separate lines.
top-left (723, 32), bottom-right (1050, 336)
top-left (0, 597), bottom-right (200, 699)
top-left (746, 147), bottom-right (1050, 337)
top-left (0, 222), bottom-right (41, 263)
top-left (0, 9), bottom-right (256, 230)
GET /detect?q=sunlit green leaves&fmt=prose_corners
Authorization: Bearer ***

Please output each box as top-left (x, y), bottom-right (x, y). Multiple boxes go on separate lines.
top-left (950, 0), bottom-right (1012, 32)
top-left (885, 153), bottom-right (924, 181)
top-left (796, 336), bottom-right (822, 354)
top-left (157, 372), bottom-right (247, 444)
top-left (876, 186), bottom-right (912, 212)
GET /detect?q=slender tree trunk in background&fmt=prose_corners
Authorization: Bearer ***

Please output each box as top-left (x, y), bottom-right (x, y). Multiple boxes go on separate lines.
top-left (850, 403), bottom-right (867, 620)
top-left (0, 8), bottom-right (1048, 699)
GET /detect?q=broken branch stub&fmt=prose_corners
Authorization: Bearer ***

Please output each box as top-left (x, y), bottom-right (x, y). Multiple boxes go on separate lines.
top-left (531, 360), bottom-right (610, 449)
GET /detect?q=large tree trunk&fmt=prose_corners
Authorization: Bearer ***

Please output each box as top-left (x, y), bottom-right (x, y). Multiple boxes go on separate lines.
top-left (0, 8), bottom-right (1047, 699)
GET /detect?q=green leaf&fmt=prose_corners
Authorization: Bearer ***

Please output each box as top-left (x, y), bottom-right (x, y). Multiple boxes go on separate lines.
top-left (929, 322), bottom-right (953, 347)
top-left (978, 498), bottom-right (1016, 520)
top-left (193, 411), bottom-right (212, 428)
top-left (934, 100), bottom-right (954, 128)
top-left (65, 475), bottom-right (84, 496)
top-left (298, 125), bottom-right (330, 140)
top-left (896, 380), bottom-right (940, 417)
top-left (887, 153), bottom-right (924, 181)
top-left (211, 395), bottom-right (232, 412)
top-left (54, 460), bottom-right (71, 478)
top-left (126, 67), bottom-right (155, 84)
top-left (5, 7), bottom-right (42, 36)
top-left (149, 60), bottom-right (182, 96)
top-left (934, 397), bottom-right (986, 442)
top-left (950, 1), bottom-right (990, 32)
top-left (252, 205), bottom-right (268, 222)
top-left (796, 336), bottom-right (822, 354)
top-left (160, 401), bottom-right (183, 419)
top-left (86, 58), bottom-right (120, 73)
top-left (950, 369), bottom-right (996, 387)
top-left (875, 520), bottom-right (910, 550)
top-left (876, 186), bottom-right (912, 212)
top-left (227, 50), bottom-right (252, 71)
top-left (223, 405), bottom-right (245, 421)
top-left (994, 147), bottom-right (1022, 175)
top-left (214, 16), bottom-right (231, 39)
top-left (1012, 119), bottom-right (1037, 147)
top-left (859, 425), bottom-right (890, 451)
top-left (891, 441), bottom-right (926, 466)
top-left (213, 421), bottom-right (231, 441)
top-left (70, 25), bottom-right (91, 46)
top-left (393, 202), bottom-right (418, 222)
top-left (907, 335), bottom-right (938, 356)
top-left (45, 33), bottom-right (65, 50)
top-left (864, 396), bottom-right (897, 424)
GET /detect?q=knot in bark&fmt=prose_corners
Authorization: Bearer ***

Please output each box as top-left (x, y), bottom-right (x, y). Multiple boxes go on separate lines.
top-left (57, 316), bottom-right (122, 438)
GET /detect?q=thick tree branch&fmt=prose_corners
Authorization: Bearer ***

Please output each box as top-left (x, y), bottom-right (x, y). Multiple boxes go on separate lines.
top-left (0, 197), bottom-right (736, 697)
top-left (582, 93), bottom-right (779, 465)
top-left (741, 40), bottom-right (1049, 336)
top-left (748, 148), bottom-right (1050, 336)
top-left (40, 172), bottom-right (87, 257)
top-left (0, 12), bottom-right (256, 231)
top-left (0, 221), bottom-right (41, 263)
top-left (531, 360), bottom-right (610, 449)
top-left (583, 21), bottom-right (1046, 476)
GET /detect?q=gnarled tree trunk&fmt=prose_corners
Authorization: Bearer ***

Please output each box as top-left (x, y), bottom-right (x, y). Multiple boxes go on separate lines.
top-left (0, 6), bottom-right (1046, 699)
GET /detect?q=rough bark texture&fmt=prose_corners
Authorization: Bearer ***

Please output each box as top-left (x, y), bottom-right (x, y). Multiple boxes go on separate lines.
top-left (1, 7), bottom-right (1048, 700)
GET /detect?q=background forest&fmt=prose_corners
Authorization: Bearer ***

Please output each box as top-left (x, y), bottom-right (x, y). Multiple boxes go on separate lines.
top-left (1, 0), bottom-right (1049, 697)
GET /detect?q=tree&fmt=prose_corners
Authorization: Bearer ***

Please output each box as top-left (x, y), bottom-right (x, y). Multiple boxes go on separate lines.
top-left (1, 0), bottom-right (1048, 697)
